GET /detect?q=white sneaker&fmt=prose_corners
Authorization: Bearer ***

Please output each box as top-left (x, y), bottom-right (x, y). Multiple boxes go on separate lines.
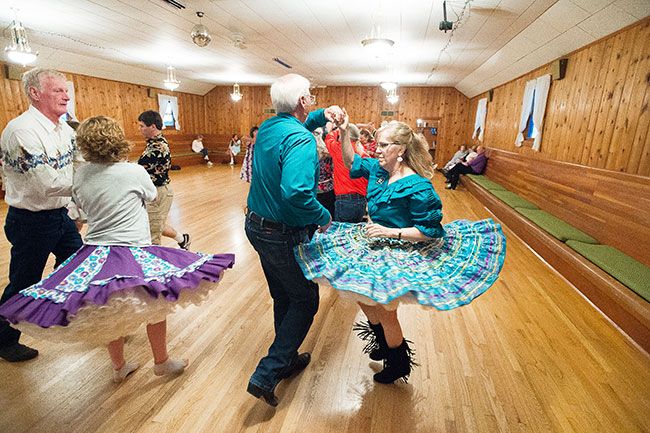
top-left (207, 161), bottom-right (213, 167)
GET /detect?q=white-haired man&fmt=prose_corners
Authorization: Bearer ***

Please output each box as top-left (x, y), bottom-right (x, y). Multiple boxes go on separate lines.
top-left (0, 68), bottom-right (83, 362)
top-left (245, 73), bottom-right (344, 406)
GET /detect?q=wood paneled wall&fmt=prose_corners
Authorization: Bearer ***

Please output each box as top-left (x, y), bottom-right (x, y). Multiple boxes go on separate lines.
top-left (203, 85), bottom-right (469, 165)
top-left (2, 70), bottom-right (468, 166)
top-left (466, 18), bottom-right (650, 177)
top-left (0, 66), bottom-right (206, 155)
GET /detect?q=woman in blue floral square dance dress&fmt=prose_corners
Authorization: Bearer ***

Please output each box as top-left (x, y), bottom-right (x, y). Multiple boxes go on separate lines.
top-left (0, 116), bottom-right (235, 382)
top-left (294, 115), bottom-right (505, 384)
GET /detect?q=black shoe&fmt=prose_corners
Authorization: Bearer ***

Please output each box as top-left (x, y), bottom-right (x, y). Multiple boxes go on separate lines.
top-left (246, 382), bottom-right (278, 407)
top-left (178, 233), bottom-right (191, 250)
top-left (373, 340), bottom-right (418, 384)
top-left (279, 352), bottom-right (311, 379)
top-left (353, 321), bottom-right (388, 361)
top-left (0, 342), bottom-right (39, 362)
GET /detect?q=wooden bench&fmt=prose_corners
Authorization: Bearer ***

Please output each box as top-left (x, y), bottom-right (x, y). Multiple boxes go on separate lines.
top-left (460, 149), bottom-right (650, 352)
top-left (127, 133), bottom-right (233, 167)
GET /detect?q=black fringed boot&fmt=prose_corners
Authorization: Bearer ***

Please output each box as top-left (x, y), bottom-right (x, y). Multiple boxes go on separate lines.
top-left (373, 339), bottom-right (418, 384)
top-left (353, 321), bottom-right (389, 361)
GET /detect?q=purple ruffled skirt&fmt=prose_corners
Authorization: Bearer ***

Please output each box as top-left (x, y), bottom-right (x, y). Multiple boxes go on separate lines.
top-left (0, 245), bottom-right (235, 344)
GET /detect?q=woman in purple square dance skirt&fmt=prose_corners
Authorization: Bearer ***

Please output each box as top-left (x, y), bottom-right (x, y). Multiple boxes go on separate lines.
top-left (294, 115), bottom-right (505, 384)
top-left (0, 116), bottom-right (235, 382)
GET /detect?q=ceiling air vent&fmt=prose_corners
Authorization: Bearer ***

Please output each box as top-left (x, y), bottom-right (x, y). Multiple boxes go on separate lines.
top-left (162, 0), bottom-right (185, 10)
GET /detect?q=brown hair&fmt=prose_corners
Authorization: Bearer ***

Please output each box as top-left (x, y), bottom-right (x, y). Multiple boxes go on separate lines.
top-left (376, 121), bottom-right (433, 179)
top-left (76, 116), bottom-right (132, 163)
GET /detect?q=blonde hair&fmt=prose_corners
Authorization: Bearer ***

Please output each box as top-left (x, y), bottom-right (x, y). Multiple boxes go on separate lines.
top-left (76, 116), bottom-right (133, 163)
top-left (376, 121), bottom-right (433, 179)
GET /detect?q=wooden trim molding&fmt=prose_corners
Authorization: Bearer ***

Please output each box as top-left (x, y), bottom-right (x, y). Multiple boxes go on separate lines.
top-left (462, 176), bottom-right (650, 353)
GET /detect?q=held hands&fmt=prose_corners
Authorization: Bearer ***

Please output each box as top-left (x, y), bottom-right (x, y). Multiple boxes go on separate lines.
top-left (337, 108), bottom-right (350, 133)
top-left (324, 106), bottom-right (345, 126)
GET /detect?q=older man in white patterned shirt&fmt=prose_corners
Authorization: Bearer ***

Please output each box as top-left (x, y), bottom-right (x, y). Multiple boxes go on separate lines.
top-left (0, 68), bottom-right (83, 362)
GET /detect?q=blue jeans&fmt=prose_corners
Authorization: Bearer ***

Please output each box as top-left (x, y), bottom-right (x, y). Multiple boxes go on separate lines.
top-left (0, 207), bottom-right (82, 347)
top-left (335, 194), bottom-right (367, 223)
top-left (245, 214), bottom-right (319, 392)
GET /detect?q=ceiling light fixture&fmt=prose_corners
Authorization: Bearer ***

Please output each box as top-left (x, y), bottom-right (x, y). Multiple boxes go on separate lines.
top-left (386, 88), bottom-right (399, 105)
top-left (191, 12), bottom-right (212, 47)
top-left (380, 81), bottom-right (397, 91)
top-left (231, 83), bottom-right (242, 102)
top-left (361, 24), bottom-right (394, 58)
top-left (4, 12), bottom-right (38, 66)
top-left (163, 65), bottom-right (180, 91)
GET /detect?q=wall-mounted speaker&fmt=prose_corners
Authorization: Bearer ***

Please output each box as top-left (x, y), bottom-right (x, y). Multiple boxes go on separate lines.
top-left (4, 64), bottom-right (25, 81)
top-left (488, 89), bottom-right (494, 102)
top-left (147, 88), bottom-right (156, 98)
top-left (550, 58), bottom-right (568, 81)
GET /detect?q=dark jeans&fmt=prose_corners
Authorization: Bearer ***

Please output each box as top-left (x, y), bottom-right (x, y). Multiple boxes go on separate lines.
top-left (316, 190), bottom-right (335, 220)
top-left (199, 148), bottom-right (209, 158)
top-left (0, 207), bottom-right (82, 347)
top-left (335, 193), bottom-right (367, 223)
top-left (245, 213), bottom-right (319, 392)
top-left (445, 164), bottom-right (475, 189)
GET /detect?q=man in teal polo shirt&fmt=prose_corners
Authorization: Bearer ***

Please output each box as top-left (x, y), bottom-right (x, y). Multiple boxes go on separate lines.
top-left (245, 73), bottom-right (343, 406)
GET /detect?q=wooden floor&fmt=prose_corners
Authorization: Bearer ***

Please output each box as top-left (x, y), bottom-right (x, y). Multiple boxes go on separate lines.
top-left (0, 165), bottom-right (648, 433)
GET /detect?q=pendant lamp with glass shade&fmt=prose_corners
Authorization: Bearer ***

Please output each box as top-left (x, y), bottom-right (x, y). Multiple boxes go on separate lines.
top-left (387, 88), bottom-right (399, 105)
top-left (190, 12), bottom-right (212, 47)
top-left (4, 11), bottom-right (38, 66)
top-left (231, 83), bottom-right (242, 102)
top-left (163, 66), bottom-right (180, 91)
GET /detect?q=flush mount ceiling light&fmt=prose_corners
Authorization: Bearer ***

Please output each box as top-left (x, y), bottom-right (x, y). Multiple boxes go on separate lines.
top-left (361, 24), bottom-right (394, 58)
top-left (163, 65), bottom-right (180, 91)
top-left (231, 83), bottom-right (242, 102)
top-left (4, 12), bottom-right (38, 66)
top-left (380, 81), bottom-right (397, 91)
top-left (191, 11), bottom-right (212, 47)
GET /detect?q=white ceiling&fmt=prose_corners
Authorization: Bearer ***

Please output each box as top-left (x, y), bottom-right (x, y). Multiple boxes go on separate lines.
top-left (1, 0), bottom-right (648, 97)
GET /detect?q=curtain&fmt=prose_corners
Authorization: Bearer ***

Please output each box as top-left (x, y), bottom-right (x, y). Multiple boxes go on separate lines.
top-left (157, 94), bottom-right (181, 130)
top-left (472, 97), bottom-right (488, 141)
top-left (531, 74), bottom-right (551, 151)
top-left (515, 79), bottom-right (536, 147)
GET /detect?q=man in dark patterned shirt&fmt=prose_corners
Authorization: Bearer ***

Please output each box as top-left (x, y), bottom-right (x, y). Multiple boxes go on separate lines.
top-left (137, 110), bottom-right (190, 249)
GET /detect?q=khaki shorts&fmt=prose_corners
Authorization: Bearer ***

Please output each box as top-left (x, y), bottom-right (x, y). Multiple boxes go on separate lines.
top-left (147, 184), bottom-right (174, 245)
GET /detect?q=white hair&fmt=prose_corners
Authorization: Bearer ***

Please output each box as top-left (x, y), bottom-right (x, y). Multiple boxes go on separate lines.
top-left (22, 68), bottom-right (66, 101)
top-left (270, 74), bottom-right (310, 114)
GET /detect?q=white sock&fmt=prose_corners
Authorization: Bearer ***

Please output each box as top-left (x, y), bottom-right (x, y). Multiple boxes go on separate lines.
top-left (113, 361), bottom-right (139, 383)
top-left (174, 233), bottom-right (184, 243)
top-left (153, 358), bottom-right (188, 376)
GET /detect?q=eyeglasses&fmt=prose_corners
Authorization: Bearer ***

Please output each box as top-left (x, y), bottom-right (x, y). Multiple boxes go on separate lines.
top-left (376, 141), bottom-right (399, 149)
top-left (302, 94), bottom-right (317, 105)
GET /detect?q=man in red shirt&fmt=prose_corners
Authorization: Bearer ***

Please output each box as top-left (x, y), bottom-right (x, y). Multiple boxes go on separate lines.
top-left (325, 124), bottom-right (368, 222)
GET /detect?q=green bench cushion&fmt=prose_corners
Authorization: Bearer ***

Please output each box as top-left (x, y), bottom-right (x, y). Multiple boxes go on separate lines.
top-left (516, 208), bottom-right (598, 244)
top-left (566, 240), bottom-right (650, 302)
top-left (491, 190), bottom-right (539, 210)
top-left (466, 174), bottom-right (506, 191)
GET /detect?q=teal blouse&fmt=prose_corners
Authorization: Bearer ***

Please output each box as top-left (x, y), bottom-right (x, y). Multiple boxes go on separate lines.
top-left (350, 155), bottom-right (445, 238)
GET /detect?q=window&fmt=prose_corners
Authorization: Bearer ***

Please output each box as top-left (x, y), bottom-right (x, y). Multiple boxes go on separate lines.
top-left (515, 74), bottom-right (550, 151)
top-left (162, 101), bottom-right (176, 128)
top-left (525, 90), bottom-right (536, 139)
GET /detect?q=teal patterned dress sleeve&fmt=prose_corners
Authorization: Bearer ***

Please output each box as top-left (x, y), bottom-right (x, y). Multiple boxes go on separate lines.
top-left (409, 186), bottom-right (445, 238)
top-left (350, 154), bottom-right (376, 179)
